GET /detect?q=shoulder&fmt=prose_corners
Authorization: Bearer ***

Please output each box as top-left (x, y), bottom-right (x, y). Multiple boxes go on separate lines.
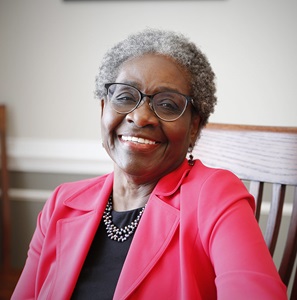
top-left (188, 159), bottom-right (244, 189)
top-left (187, 159), bottom-right (255, 212)
top-left (40, 173), bottom-right (112, 218)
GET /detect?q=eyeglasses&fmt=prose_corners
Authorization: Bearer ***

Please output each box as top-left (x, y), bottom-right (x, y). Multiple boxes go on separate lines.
top-left (104, 83), bottom-right (195, 122)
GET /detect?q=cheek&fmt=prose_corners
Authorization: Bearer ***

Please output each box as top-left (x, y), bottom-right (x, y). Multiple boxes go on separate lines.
top-left (101, 106), bottom-right (121, 142)
top-left (165, 120), bottom-right (192, 146)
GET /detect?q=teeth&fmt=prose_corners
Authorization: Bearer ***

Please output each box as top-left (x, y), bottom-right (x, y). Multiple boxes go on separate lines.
top-left (121, 136), bottom-right (157, 145)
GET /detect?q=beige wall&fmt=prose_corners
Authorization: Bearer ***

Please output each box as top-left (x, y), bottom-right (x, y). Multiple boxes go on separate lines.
top-left (1, 0), bottom-right (297, 141)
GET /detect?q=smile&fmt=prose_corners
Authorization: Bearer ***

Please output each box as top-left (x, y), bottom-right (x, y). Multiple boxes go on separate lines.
top-left (121, 135), bottom-right (158, 145)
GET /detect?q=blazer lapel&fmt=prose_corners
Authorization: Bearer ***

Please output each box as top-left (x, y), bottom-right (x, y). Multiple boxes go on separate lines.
top-left (114, 161), bottom-right (190, 299)
top-left (49, 174), bottom-right (114, 299)
top-left (114, 195), bottom-right (180, 299)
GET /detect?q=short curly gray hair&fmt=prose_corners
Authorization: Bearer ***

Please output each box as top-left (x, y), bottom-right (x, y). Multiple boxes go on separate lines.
top-left (95, 28), bottom-right (217, 127)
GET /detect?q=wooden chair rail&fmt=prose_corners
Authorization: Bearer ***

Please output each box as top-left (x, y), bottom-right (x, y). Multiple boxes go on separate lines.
top-left (279, 188), bottom-right (297, 285)
top-left (265, 183), bottom-right (286, 256)
top-left (249, 181), bottom-right (264, 221)
top-left (196, 123), bottom-right (297, 185)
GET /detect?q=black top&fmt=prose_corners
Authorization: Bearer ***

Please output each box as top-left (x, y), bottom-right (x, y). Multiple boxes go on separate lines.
top-left (71, 207), bottom-right (143, 300)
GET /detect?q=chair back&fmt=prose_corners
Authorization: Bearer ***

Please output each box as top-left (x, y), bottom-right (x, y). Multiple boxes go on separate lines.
top-left (0, 104), bottom-right (10, 271)
top-left (194, 123), bottom-right (297, 299)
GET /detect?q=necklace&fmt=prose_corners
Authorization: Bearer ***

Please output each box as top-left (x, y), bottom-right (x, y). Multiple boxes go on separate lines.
top-left (103, 195), bottom-right (145, 242)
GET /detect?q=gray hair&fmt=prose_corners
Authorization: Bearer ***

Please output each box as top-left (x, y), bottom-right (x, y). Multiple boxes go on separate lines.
top-left (95, 28), bottom-right (217, 127)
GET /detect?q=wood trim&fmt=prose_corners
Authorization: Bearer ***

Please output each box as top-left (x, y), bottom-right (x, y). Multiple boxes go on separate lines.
top-left (0, 105), bottom-right (11, 271)
top-left (206, 123), bottom-right (297, 134)
top-left (195, 124), bottom-right (297, 185)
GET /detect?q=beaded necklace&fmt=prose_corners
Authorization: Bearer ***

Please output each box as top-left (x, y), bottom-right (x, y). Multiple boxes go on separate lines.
top-left (102, 195), bottom-right (145, 242)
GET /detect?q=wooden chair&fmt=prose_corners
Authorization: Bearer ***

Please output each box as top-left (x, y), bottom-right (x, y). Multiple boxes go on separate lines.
top-left (0, 105), bottom-right (20, 300)
top-left (194, 123), bottom-right (297, 300)
top-left (0, 105), bottom-right (10, 272)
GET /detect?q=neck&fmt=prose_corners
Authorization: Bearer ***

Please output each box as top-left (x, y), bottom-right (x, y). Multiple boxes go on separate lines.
top-left (112, 167), bottom-right (158, 211)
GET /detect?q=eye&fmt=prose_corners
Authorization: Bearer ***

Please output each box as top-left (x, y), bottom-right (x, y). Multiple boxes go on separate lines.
top-left (154, 93), bottom-right (184, 114)
top-left (115, 92), bottom-right (137, 102)
top-left (107, 84), bottom-right (141, 113)
top-left (158, 99), bottom-right (179, 110)
top-left (110, 86), bottom-right (139, 105)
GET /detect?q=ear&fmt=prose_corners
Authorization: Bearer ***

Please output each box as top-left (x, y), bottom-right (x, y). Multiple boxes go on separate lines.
top-left (189, 114), bottom-right (201, 146)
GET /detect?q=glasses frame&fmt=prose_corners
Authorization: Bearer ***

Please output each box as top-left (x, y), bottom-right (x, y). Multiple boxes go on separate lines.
top-left (104, 82), bottom-right (195, 122)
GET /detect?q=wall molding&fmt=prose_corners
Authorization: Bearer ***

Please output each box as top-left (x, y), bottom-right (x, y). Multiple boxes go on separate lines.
top-left (7, 137), bottom-right (113, 174)
top-left (10, 188), bottom-right (52, 203)
top-left (9, 188), bottom-right (292, 216)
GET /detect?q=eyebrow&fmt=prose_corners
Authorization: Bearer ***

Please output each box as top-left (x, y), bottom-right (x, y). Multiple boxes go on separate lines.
top-left (117, 80), bottom-right (187, 95)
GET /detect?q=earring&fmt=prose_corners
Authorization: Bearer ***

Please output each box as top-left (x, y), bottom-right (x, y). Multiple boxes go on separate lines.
top-left (187, 145), bottom-right (194, 166)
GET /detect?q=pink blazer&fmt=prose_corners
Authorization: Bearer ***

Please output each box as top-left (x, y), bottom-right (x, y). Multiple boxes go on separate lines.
top-left (12, 160), bottom-right (287, 300)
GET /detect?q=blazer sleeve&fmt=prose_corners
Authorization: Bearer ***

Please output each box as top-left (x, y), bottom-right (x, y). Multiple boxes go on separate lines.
top-left (11, 186), bottom-right (62, 300)
top-left (197, 169), bottom-right (287, 300)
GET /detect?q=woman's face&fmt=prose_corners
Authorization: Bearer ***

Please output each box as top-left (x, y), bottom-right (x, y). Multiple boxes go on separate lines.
top-left (101, 54), bottom-right (200, 184)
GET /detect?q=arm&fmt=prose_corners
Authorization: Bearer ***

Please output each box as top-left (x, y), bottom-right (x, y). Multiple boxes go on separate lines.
top-left (11, 212), bottom-right (45, 299)
top-left (11, 186), bottom-right (61, 300)
top-left (198, 170), bottom-right (287, 300)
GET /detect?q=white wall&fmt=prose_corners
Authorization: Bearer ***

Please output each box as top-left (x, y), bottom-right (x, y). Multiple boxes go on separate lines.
top-left (1, 0), bottom-right (296, 142)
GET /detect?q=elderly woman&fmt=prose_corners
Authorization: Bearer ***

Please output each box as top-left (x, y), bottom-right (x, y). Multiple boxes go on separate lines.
top-left (12, 29), bottom-right (286, 299)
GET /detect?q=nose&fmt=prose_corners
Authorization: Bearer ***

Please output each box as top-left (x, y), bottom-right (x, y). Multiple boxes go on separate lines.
top-left (126, 97), bottom-right (159, 127)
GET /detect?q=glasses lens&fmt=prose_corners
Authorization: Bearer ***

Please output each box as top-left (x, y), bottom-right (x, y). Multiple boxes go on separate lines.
top-left (107, 84), bottom-right (140, 113)
top-left (152, 92), bottom-right (187, 121)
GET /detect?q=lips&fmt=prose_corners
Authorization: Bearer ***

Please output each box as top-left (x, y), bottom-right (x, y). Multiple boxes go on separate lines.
top-left (120, 135), bottom-right (159, 145)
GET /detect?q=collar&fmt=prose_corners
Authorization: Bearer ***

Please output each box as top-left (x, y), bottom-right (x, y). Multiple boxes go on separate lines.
top-left (153, 159), bottom-right (192, 196)
top-left (63, 174), bottom-right (113, 211)
top-left (63, 159), bottom-right (193, 210)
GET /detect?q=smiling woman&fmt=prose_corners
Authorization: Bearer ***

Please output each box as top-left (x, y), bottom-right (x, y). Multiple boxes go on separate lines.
top-left (100, 54), bottom-right (199, 188)
top-left (12, 29), bottom-right (287, 300)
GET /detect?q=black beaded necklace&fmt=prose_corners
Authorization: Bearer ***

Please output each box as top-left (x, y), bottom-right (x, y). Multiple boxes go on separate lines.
top-left (102, 195), bottom-right (146, 242)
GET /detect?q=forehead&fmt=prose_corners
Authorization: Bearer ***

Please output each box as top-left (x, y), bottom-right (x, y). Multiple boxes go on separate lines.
top-left (116, 54), bottom-right (191, 93)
